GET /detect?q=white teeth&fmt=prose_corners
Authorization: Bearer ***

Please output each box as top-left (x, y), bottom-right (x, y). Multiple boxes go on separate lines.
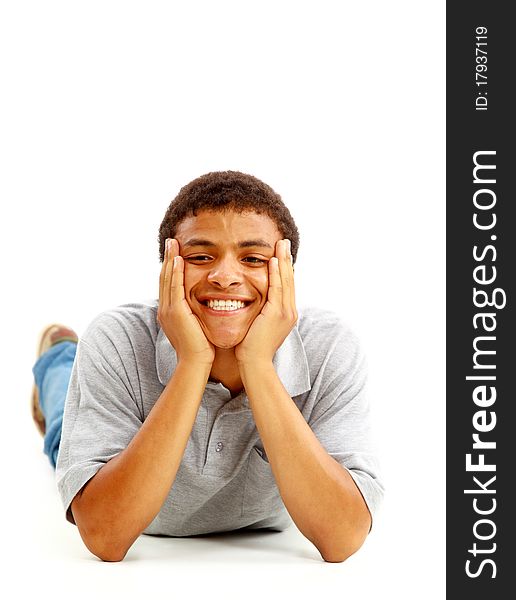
top-left (206, 299), bottom-right (247, 311)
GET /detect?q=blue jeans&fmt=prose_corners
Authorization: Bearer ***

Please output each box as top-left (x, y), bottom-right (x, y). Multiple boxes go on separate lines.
top-left (32, 341), bottom-right (77, 469)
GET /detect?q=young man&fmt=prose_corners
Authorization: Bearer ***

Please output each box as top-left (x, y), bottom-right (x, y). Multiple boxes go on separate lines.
top-left (31, 171), bottom-right (383, 563)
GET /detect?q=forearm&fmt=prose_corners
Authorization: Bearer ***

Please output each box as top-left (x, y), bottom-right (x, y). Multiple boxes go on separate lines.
top-left (240, 362), bottom-right (371, 563)
top-left (72, 360), bottom-right (211, 561)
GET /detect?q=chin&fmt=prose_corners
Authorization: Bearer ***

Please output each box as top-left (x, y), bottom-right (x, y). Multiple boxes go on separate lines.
top-left (205, 327), bottom-right (246, 350)
top-left (209, 334), bottom-right (244, 350)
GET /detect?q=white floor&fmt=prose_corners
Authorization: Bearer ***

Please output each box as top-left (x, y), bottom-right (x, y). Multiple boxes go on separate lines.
top-left (4, 395), bottom-right (444, 600)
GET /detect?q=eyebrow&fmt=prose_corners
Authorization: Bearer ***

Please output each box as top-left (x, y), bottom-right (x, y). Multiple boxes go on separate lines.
top-left (182, 238), bottom-right (273, 250)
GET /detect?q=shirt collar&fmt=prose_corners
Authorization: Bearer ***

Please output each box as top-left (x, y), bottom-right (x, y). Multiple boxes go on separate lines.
top-left (155, 324), bottom-right (312, 398)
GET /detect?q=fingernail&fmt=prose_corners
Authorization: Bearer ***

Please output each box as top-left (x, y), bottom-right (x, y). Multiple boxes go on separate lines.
top-left (286, 239), bottom-right (293, 261)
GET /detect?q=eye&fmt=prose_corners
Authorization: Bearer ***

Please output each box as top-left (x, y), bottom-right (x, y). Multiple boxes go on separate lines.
top-left (185, 255), bottom-right (212, 262)
top-left (242, 256), bottom-right (267, 265)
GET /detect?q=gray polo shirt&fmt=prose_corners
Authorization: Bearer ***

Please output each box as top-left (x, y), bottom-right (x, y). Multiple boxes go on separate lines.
top-left (56, 300), bottom-right (383, 537)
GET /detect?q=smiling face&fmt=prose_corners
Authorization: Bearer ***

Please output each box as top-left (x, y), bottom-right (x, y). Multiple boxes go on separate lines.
top-left (175, 209), bottom-right (283, 349)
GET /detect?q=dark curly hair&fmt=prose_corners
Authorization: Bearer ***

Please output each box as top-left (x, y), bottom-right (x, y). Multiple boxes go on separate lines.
top-left (158, 170), bottom-right (300, 263)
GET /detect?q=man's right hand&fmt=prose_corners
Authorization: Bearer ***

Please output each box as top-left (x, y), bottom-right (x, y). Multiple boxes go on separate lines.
top-left (73, 248), bottom-right (214, 561)
top-left (158, 238), bottom-right (215, 366)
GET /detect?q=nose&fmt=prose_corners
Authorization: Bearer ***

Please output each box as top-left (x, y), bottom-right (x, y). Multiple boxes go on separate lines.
top-left (206, 255), bottom-right (244, 289)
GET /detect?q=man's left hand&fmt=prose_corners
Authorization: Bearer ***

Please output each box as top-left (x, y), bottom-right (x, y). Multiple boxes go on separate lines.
top-left (235, 238), bottom-right (297, 366)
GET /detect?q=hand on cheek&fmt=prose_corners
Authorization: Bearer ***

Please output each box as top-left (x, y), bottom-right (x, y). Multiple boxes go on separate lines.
top-left (235, 239), bottom-right (297, 366)
top-left (158, 238), bottom-right (215, 366)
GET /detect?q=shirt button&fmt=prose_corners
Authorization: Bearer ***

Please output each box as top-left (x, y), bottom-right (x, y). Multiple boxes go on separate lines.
top-left (215, 442), bottom-right (224, 452)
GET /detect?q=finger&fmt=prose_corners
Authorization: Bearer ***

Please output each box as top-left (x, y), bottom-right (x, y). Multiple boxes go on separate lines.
top-left (286, 239), bottom-right (296, 307)
top-left (278, 239), bottom-right (293, 308)
top-left (159, 238), bottom-right (169, 307)
top-left (267, 256), bottom-right (282, 305)
top-left (162, 239), bottom-right (172, 306)
top-left (162, 238), bottom-right (178, 306)
top-left (171, 254), bottom-right (185, 302)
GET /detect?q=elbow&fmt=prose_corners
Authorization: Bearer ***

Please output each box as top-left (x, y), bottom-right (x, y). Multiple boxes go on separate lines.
top-left (82, 530), bottom-right (131, 563)
top-left (71, 495), bottom-right (133, 562)
top-left (81, 519), bottom-right (134, 562)
top-left (321, 553), bottom-right (347, 564)
top-left (317, 494), bottom-right (372, 563)
top-left (320, 544), bottom-right (359, 563)
top-left (315, 524), bottom-right (369, 564)
top-left (94, 547), bottom-right (128, 563)
top-left (72, 509), bottom-right (130, 562)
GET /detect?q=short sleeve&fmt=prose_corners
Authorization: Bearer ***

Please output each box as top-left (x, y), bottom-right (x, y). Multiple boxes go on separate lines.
top-left (55, 320), bottom-right (144, 524)
top-left (307, 324), bottom-right (384, 525)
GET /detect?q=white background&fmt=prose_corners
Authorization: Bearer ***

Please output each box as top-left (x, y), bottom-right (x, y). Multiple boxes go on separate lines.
top-left (0, 1), bottom-right (445, 598)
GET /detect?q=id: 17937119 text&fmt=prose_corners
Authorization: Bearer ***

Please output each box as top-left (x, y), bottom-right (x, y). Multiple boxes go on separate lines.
top-left (475, 26), bottom-right (488, 111)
